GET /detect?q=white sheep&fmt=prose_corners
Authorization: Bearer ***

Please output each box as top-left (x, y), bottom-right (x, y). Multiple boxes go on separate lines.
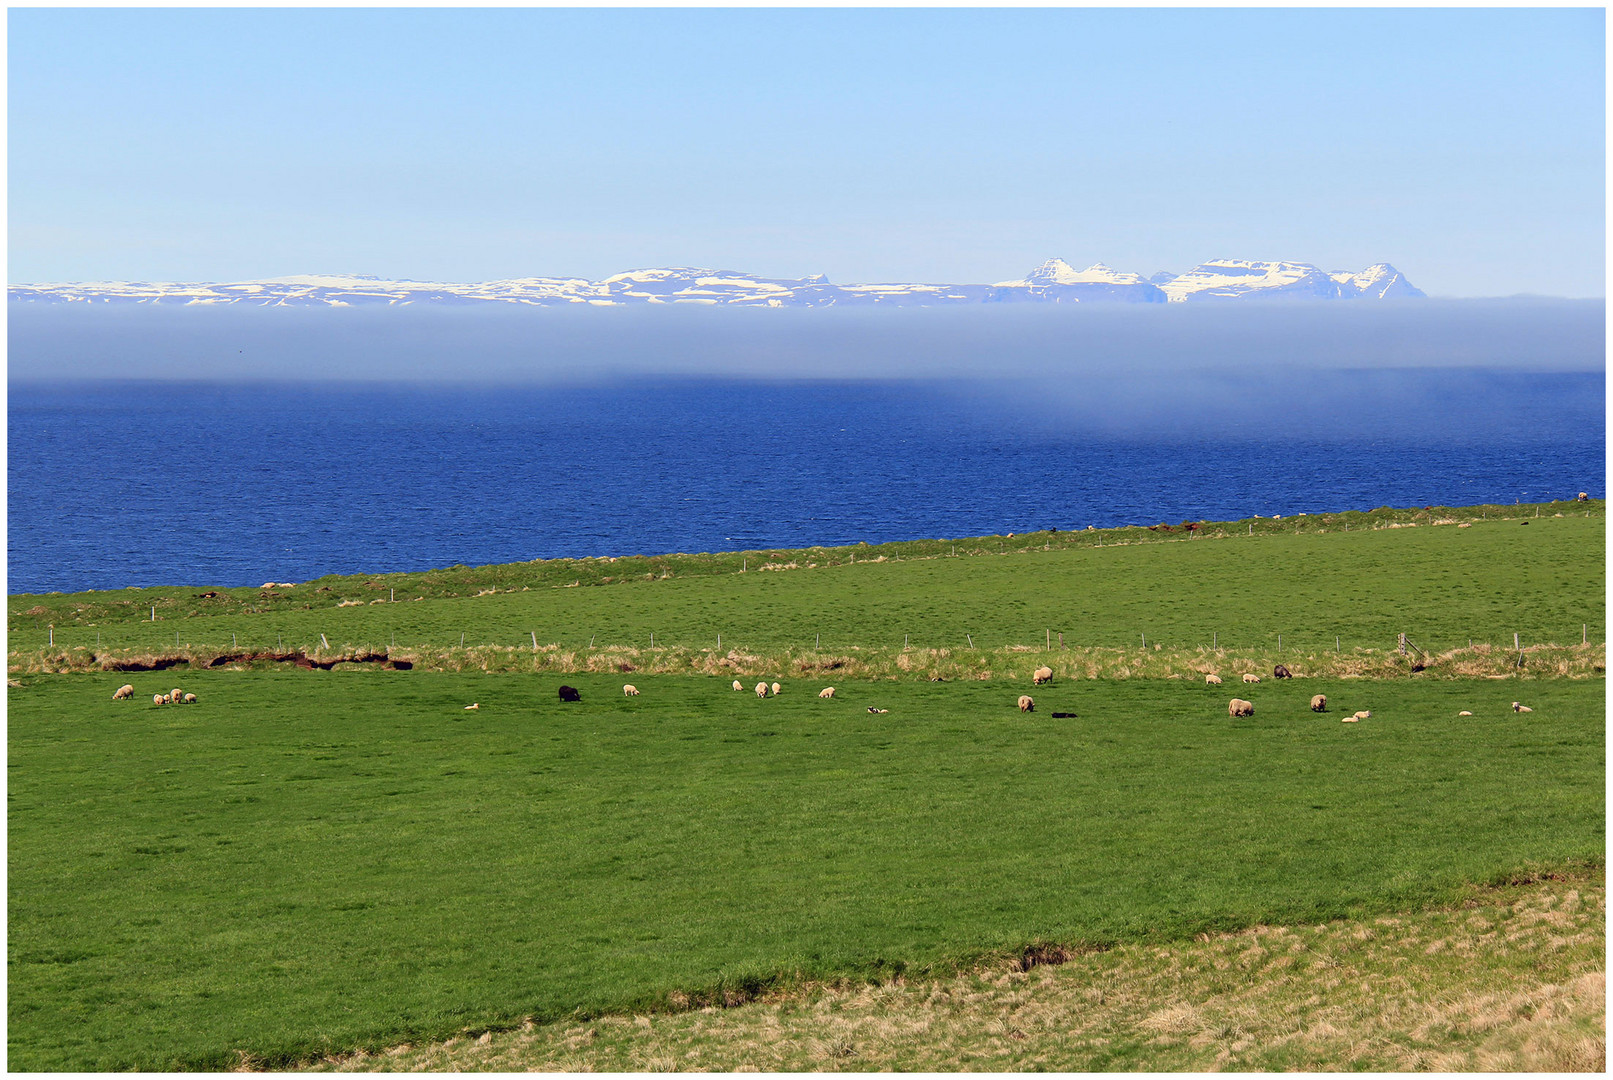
top-left (1242, 673), bottom-right (1261, 684)
top-left (771, 682), bottom-right (781, 696)
top-left (1310, 694), bottom-right (1326, 712)
top-left (623, 684), bottom-right (639, 696)
top-left (819, 687), bottom-right (835, 698)
top-left (732, 680), bottom-right (743, 692)
top-left (1458, 710), bottom-right (1473, 716)
top-left (113, 684), bottom-right (135, 701)
top-left (1205, 674), bottom-right (1222, 685)
top-left (1018, 695), bottom-right (1035, 712)
top-left (1511, 702), bottom-right (1533, 713)
top-left (170, 687), bottom-right (183, 702)
top-left (1353, 710), bottom-right (1371, 720)
top-left (152, 693), bottom-right (165, 706)
top-left (1032, 666), bottom-right (1053, 685)
top-left (755, 682), bottom-right (769, 698)
top-left (1342, 715), bottom-right (1359, 723)
top-left (1228, 698), bottom-right (1254, 717)
top-left (182, 692), bottom-right (197, 704)
top-left (463, 703), bottom-right (479, 710)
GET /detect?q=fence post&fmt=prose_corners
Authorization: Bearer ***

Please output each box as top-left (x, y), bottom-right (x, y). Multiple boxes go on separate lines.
top-left (1398, 633), bottom-right (1407, 656)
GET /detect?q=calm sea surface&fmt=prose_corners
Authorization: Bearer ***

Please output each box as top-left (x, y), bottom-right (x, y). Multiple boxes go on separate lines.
top-left (8, 375), bottom-right (1603, 594)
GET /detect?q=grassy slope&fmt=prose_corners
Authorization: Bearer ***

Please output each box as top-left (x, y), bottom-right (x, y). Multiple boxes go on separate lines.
top-left (320, 869), bottom-right (1606, 1072)
top-left (8, 673), bottom-right (1603, 1070)
top-left (8, 507), bottom-right (1605, 666)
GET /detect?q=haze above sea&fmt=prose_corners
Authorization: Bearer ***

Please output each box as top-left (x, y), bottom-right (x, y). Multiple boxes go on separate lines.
top-left (8, 371), bottom-right (1603, 595)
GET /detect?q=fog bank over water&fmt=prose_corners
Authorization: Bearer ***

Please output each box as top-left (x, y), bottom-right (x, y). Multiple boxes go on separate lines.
top-left (10, 298), bottom-right (1603, 384)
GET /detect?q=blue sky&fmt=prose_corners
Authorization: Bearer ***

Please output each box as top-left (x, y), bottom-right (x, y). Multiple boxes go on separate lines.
top-left (8, 8), bottom-right (1605, 296)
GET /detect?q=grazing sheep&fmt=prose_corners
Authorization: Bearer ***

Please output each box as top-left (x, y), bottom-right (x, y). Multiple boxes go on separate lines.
top-left (867, 707), bottom-right (888, 714)
top-left (756, 682), bottom-right (769, 698)
top-left (152, 694), bottom-right (165, 706)
top-left (1032, 666), bottom-right (1054, 685)
top-left (732, 680), bottom-right (744, 692)
top-left (1273, 664), bottom-right (1292, 679)
top-left (1353, 710), bottom-right (1371, 720)
top-left (182, 693), bottom-right (197, 704)
top-left (1228, 698), bottom-right (1254, 717)
top-left (1458, 710), bottom-right (1473, 716)
top-left (463, 703), bottom-right (479, 711)
top-left (1310, 694), bottom-right (1327, 712)
top-left (1018, 695), bottom-right (1035, 712)
top-left (558, 685), bottom-right (581, 703)
top-left (170, 687), bottom-right (183, 702)
top-left (113, 684), bottom-right (135, 701)
top-left (1512, 702), bottom-right (1533, 713)
top-left (819, 687), bottom-right (835, 698)
top-left (1242, 673), bottom-right (1261, 684)
top-left (1578, 492), bottom-right (1589, 502)
top-left (623, 684), bottom-right (639, 696)
top-left (771, 682), bottom-right (781, 696)
top-left (1205, 673), bottom-right (1222, 685)
top-left (161, 693), bottom-right (174, 704)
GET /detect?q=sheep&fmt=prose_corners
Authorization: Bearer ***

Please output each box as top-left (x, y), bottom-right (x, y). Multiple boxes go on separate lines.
top-left (112, 684), bottom-right (135, 701)
top-left (182, 692), bottom-right (197, 704)
top-left (170, 687), bottom-right (183, 702)
top-left (1578, 492), bottom-right (1589, 502)
top-left (1273, 664), bottom-right (1292, 679)
top-left (732, 680), bottom-right (743, 692)
top-left (819, 687), bottom-right (835, 698)
top-left (558, 685), bottom-right (581, 703)
top-left (463, 703), bottom-right (479, 710)
top-left (161, 693), bottom-right (174, 704)
top-left (756, 682), bottom-right (769, 698)
top-left (1032, 666), bottom-right (1053, 685)
top-left (771, 682), bottom-right (781, 696)
top-left (1310, 694), bottom-right (1327, 712)
top-left (1353, 710), bottom-right (1371, 720)
top-left (1228, 698), bottom-right (1254, 717)
top-left (1342, 715), bottom-right (1359, 723)
top-left (1242, 673), bottom-right (1261, 684)
top-left (1458, 710), bottom-right (1473, 716)
top-left (152, 693), bottom-right (165, 706)
top-left (623, 684), bottom-right (639, 696)
top-left (1018, 695), bottom-right (1034, 712)
top-left (1511, 702), bottom-right (1533, 713)
top-left (1205, 674), bottom-right (1222, 685)
top-left (867, 707), bottom-right (888, 714)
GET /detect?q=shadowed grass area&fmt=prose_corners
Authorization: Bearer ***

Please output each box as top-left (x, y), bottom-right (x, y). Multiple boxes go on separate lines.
top-left (7, 672), bottom-right (1602, 1070)
top-left (316, 868), bottom-right (1605, 1073)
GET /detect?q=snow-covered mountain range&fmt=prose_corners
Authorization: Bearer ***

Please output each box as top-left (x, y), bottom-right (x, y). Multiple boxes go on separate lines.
top-left (8, 259), bottom-right (1424, 307)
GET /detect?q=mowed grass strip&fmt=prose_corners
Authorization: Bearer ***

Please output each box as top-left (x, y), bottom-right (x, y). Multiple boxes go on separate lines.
top-left (11, 510), bottom-right (1605, 659)
top-left (8, 672), bottom-right (1602, 1070)
top-left (319, 869), bottom-right (1605, 1073)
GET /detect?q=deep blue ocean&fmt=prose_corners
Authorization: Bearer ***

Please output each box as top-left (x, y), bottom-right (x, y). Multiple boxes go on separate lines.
top-left (8, 374), bottom-right (1604, 594)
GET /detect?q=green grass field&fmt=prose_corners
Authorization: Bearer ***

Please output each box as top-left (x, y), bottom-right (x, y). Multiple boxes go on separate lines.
top-left (8, 672), bottom-right (1603, 1069)
top-left (7, 502), bottom-right (1605, 1069)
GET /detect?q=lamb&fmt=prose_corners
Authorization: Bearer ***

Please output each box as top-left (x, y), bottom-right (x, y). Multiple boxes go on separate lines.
top-left (819, 687), bottom-right (835, 698)
top-left (1242, 673), bottom-right (1261, 684)
top-left (756, 682), bottom-right (769, 698)
top-left (1353, 710), bottom-right (1371, 720)
top-left (1273, 664), bottom-right (1292, 679)
top-left (1310, 694), bottom-right (1326, 712)
top-left (1032, 666), bottom-right (1053, 685)
top-left (112, 684), bottom-right (135, 701)
top-left (1205, 674), bottom-right (1222, 685)
top-left (1228, 698), bottom-right (1254, 717)
top-left (1458, 710), bottom-right (1473, 716)
top-left (182, 693), bottom-right (197, 704)
top-left (1342, 715), bottom-right (1359, 723)
top-left (1511, 702), bottom-right (1533, 713)
top-left (463, 703), bottom-right (479, 710)
top-left (1018, 695), bottom-right (1034, 712)
top-left (558, 685), bottom-right (581, 703)
top-left (733, 680), bottom-right (744, 692)
top-left (867, 707), bottom-right (888, 714)
top-left (623, 684), bottom-right (639, 696)
top-left (771, 682), bottom-right (781, 696)
top-left (152, 694), bottom-right (165, 706)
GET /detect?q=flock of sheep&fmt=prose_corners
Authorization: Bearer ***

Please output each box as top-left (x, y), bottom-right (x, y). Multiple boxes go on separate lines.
top-left (112, 683), bottom-right (196, 705)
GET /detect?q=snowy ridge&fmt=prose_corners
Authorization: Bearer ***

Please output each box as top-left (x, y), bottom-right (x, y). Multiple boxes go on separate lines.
top-left (9, 260), bottom-right (1423, 307)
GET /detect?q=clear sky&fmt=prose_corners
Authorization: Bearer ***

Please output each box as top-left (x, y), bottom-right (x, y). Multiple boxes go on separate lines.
top-left (8, 7), bottom-right (1605, 296)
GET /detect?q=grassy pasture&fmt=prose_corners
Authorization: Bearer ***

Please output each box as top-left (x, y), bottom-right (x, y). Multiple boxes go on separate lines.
top-left (8, 671), bottom-right (1602, 1070)
top-left (9, 504), bottom-right (1604, 661)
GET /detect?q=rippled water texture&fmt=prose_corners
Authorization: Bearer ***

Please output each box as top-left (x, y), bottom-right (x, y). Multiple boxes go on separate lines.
top-left (8, 374), bottom-right (1603, 593)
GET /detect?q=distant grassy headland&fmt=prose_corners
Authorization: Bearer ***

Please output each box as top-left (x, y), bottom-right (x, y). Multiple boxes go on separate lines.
top-left (9, 499), bottom-right (1604, 681)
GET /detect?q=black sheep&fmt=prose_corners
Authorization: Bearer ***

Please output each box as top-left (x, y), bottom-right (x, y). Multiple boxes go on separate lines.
top-left (558, 685), bottom-right (581, 702)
